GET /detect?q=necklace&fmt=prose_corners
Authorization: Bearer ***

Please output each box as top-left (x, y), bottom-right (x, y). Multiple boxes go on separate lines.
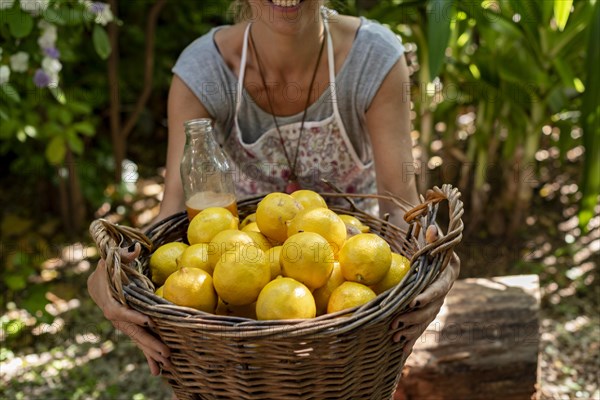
top-left (249, 23), bottom-right (326, 194)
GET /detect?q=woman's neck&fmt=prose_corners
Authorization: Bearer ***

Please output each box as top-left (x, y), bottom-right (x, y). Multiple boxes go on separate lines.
top-left (248, 17), bottom-right (325, 81)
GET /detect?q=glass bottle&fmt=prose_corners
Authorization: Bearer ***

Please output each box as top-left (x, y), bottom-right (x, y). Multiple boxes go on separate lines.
top-left (180, 118), bottom-right (238, 220)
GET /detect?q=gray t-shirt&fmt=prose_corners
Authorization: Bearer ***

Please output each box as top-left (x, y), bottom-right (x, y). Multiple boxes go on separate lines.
top-left (172, 17), bottom-right (404, 163)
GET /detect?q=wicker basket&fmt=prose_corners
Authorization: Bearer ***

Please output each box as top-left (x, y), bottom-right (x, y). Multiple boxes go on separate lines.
top-left (89, 185), bottom-right (463, 400)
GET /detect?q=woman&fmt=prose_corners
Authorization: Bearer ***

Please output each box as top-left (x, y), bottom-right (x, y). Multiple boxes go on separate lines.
top-left (88, 0), bottom-right (460, 392)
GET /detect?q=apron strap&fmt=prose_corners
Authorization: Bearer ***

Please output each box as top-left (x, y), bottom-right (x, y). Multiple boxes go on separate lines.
top-left (236, 23), bottom-right (252, 115)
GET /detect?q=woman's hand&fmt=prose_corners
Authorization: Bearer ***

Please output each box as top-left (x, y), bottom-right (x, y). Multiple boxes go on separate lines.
top-left (87, 243), bottom-right (173, 375)
top-left (391, 253), bottom-right (460, 355)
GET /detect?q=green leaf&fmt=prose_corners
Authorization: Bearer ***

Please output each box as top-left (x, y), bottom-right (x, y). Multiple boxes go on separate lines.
top-left (8, 11), bottom-right (33, 38)
top-left (0, 108), bottom-right (8, 121)
top-left (46, 136), bottom-right (67, 165)
top-left (93, 25), bottom-right (112, 60)
top-left (579, 0), bottom-right (600, 231)
top-left (552, 57), bottom-right (576, 89)
top-left (43, 8), bottom-right (67, 25)
top-left (554, 0), bottom-right (573, 31)
top-left (66, 129), bottom-right (84, 155)
top-left (427, 0), bottom-right (455, 81)
top-left (5, 275), bottom-right (27, 291)
top-left (1, 84), bottom-right (21, 103)
top-left (73, 121), bottom-right (96, 136)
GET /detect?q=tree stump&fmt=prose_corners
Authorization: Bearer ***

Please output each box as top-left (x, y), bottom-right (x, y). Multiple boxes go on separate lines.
top-left (396, 275), bottom-right (540, 400)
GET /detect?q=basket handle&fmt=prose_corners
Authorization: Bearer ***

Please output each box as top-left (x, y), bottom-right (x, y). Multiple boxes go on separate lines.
top-left (89, 219), bottom-right (154, 304)
top-left (401, 184), bottom-right (464, 271)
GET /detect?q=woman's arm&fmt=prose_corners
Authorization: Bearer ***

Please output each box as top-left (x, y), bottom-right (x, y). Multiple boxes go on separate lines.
top-left (364, 55), bottom-right (419, 228)
top-left (364, 55), bottom-right (461, 349)
top-left (155, 75), bottom-right (213, 221)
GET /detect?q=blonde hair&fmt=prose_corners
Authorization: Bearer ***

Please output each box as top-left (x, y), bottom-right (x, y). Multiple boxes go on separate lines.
top-left (229, 1), bottom-right (328, 23)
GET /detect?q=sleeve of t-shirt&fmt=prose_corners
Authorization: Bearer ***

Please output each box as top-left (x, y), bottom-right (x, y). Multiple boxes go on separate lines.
top-left (171, 29), bottom-right (235, 140)
top-left (354, 20), bottom-right (405, 111)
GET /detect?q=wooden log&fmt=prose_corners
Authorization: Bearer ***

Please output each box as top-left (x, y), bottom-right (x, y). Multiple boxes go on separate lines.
top-left (396, 275), bottom-right (540, 400)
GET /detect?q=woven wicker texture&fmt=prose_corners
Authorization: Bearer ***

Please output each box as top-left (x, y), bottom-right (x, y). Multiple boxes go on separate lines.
top-left (89, 185), bottom-right (464, 400)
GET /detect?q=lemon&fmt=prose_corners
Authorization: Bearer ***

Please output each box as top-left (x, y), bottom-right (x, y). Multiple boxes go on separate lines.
top-left (290, 190), bottom-right (328, 210)
top-left (327, 281), bottom-right (376, 314)
top-left (286, 207), bottom-right (347, 255)
top-left (241, 221), bottom-right (261, 233)
top-left (256, 192), bottom-right (303, 243)
top-left (256, 277), bottom-right (316, 320)
top-left (213, 247), bottom-right (270, 306)
top-left (313, 262), bottom-right (345, 316)
top-left (149, 242), bottom-right (188, 285)
top-left (245, 231), bottom-right (272, 252)
top-left (177, 243), bottom-right (212, 274)
top-left (265, 245), bottom-right (283, 279)
top-left (338, 214), bottom-right (370, 233)
top-left (187, 207), bottom-right (238, 244)
top-left (163, 268), bottom-right (217, 313)
top-left (371, 252), bottom-right (411, 294)
top-left (215, 299), bottom-right (257, 319)
top-left (339, 233), bottom-right (392, 285)
top-left (281, 232), bottom-right (334, 290)
top-left (207, 229), bottom-right (257, 267)
top-left (239, 213), bottom-right (257, 229)
top-left (154, 285), bottom-right (164, 297)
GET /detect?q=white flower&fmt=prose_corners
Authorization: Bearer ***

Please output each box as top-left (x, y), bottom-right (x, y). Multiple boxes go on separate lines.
top-left (37, 26), bottom-right (57, 49)
top-left (42, 57), bottom-right (62, 74)
top-left (0, 65), bottom-right (10, 85)
top-left (81, 1), bottom-right (113, 25)
top-left (19, 0), bottom-right (48, 14)
top-left (94, 5), bottom-right (113, 26)
top-left (10, 52), bottom-right (29, 73)
top-left (0, 0), bottom-right (15, 10)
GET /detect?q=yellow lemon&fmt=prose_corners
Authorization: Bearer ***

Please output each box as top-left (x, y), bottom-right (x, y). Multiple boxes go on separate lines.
top-left (207, 229), bottom-right (257, 267)
top-left (187, 207), bottom-right (238, 244)
top-left (163, 268), bottom-right (217, 313)
top-left (339, 233), bottom-right (392, 285)
top-left (265, 245), bottom-right (283, 279)
top-left (371, 252), bottom-right (411, 294)
top-left (149, 242), bottom-right (188, 285)
top-left (213, 247), bottom-right (270, 306)
top-left (327, 281), bottom-right (376, 314)
top-left (241, 221), bottom-right (261, 233)
top-left (256, 192), bottom-right (303, 243)
top-left (290, 189), bottom-right (328, 210)
top-left (286, 207), bottom-right (347, 255)
top-left (245, 231), bottom-right (272, 252)
top-left (154, 285), bottom-right (164, 297)
top-left (256, 277), bottom-right (316, 320)
top-left (281, 232), bottom-right (334, 290)
top-left (239, 213), bottom-right (257, 229)
top-left (338, 214), bottom-right (370, 233)
top-left (177, 243), bottom-right (212, 274)
top-left (313, 262), bottom-right (345, 316)
top-left (215, 299), bottom-right (257, 319)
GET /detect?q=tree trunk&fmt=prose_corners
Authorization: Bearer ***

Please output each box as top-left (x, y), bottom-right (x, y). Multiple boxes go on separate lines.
top-left (107, 0), bottom-right (123, 183)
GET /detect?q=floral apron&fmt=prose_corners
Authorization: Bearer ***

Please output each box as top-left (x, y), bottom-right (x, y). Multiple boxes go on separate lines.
top-left (224, 12), bottom-right (378, 212)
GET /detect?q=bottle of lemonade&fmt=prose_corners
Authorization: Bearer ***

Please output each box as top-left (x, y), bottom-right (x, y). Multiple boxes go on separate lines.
top-left (180, 118), bottom-right (237, 220)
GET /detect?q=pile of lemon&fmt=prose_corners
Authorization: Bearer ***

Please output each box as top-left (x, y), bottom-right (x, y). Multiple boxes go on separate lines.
top-left (149, 190), bottom-right (410, 321)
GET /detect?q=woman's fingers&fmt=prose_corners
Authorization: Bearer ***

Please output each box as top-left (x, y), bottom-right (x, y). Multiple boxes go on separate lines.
top-left (112, 320), bottom-right (171, 360)
top-left (391, 295), bottom-right (445, 340)
top-left (408, 253), bottom-right (460, 308)
top-left (143, 350), bottom-right (161, 376)
top-left (119, 242), bottom-right (142, 263)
